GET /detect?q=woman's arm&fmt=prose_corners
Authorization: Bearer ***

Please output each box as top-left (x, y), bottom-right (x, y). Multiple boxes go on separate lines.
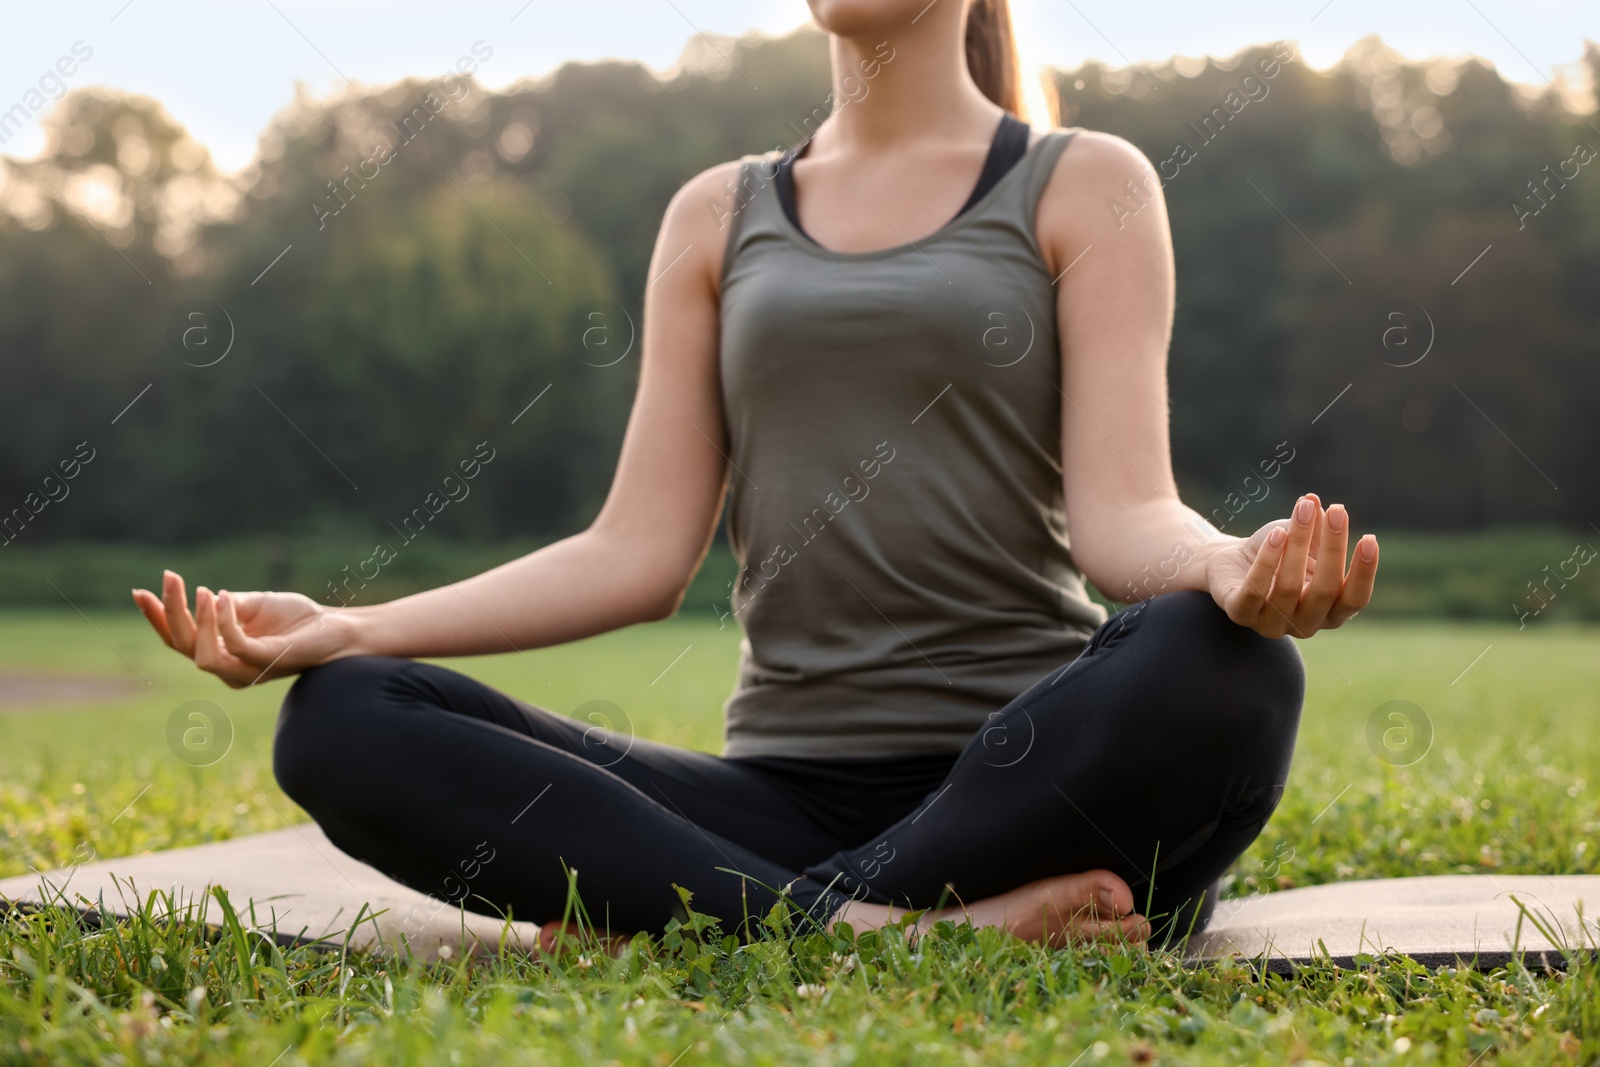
top-left (135, 160), bottom-right (749, 684)
top-left (1036, 131), bottom-right (1377, 638)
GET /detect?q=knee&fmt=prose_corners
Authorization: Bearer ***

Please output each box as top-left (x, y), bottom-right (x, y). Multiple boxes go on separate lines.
top-left (273, 655), bottom-right (408, 806)
top-left (1139, 591), bottom-right (1305, 744)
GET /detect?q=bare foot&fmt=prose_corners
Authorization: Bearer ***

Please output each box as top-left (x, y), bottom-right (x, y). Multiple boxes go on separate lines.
top-left (535, 920), bottom-right (631, 958)
top-left (834, 869), bottom-right (1149, 948)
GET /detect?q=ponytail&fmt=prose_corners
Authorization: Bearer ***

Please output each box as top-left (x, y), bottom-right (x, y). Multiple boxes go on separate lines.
top-left (964, 0), bottom-right (1059, 125)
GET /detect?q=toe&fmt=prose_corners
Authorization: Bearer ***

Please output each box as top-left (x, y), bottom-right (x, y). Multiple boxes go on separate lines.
top-left (1069, 913), bottom-right (1149, 948)
top-left (536, 922), bottom-right (573, 954)
top-left (1085, 870), bottom-right (1135, 918)
top-left (1118, 914), bottom-right (1151, 945)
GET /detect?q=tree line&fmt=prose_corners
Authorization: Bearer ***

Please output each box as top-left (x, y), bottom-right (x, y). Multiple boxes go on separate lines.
top-left (2, 29), bottom-right (1597, 559)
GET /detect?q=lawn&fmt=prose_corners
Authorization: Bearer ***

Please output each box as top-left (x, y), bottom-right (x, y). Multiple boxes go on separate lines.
top-left (1, 608), bottom-right (1596, 1064)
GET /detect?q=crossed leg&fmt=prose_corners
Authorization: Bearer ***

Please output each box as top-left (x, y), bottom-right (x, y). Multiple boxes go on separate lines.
top-left (273, 591), bottom-right (1302, 949)
top-left (803, 591), bottom-right (1305, 944)
top-left (273, 655), bottom-right (887, 939)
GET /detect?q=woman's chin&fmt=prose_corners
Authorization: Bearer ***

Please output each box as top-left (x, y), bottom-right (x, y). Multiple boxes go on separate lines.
top-left (806, 0), bottom-right (927, 38)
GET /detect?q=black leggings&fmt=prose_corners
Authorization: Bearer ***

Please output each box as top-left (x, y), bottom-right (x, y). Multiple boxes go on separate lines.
top-left (273, 591), bottom-right (1304, 940)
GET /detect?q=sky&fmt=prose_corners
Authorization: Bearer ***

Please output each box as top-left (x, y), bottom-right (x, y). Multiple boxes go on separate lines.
top-left (0, 0), bottom-right (1593, 172)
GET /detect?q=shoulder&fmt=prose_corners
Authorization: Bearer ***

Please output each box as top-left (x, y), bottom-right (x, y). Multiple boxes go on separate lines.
top-left (1051, 128), bottom-right (1153, 171)
top-left (1033, 127), bottom-right (1170, 270)
top-left (1038, 128), bottom-right (1161, 208)
top-left (658, 155), bottom-right (781, 291)
top-left (665, 158), bottom-right (752, 219)
top-left (661, 154), bottom-right (787, 237)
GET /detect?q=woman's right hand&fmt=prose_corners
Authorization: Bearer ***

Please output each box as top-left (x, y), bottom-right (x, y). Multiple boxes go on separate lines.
top-left (133, 570), bottom-right (362, 688)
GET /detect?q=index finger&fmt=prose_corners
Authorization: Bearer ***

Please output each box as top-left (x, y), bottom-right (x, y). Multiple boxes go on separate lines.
top-left (132, 589), bottom-right (176, 649)
top-left (162, 570), bottom-right (198, 656)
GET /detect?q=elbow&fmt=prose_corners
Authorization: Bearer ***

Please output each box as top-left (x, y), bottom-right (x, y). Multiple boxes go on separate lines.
top-left (1067, 540), bottom-right (1118, 598)
top-left (1077, 562), bottom-right (1131, 605)
top-left (640, 582), bottom-right (687, 623)
top-left (1068, 528), bottom-right (1144, 604)
top-left (637, 559), bottom-right (701, 623)
top-left (580, 524), bottom-right (698, 624)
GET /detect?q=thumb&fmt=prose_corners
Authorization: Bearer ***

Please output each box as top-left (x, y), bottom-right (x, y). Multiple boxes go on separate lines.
top-left (1252, 517), bottom-right (1291, 548)
top-left (216, 590), bottom-right (280, 665)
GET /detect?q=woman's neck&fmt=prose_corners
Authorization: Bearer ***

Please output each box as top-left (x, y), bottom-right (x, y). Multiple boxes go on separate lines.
top-left (821, 17), bottom-right (1004, 154)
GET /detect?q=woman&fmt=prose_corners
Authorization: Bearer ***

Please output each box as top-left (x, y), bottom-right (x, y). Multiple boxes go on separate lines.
top-left (135, 0), bottom-right (1377, 951)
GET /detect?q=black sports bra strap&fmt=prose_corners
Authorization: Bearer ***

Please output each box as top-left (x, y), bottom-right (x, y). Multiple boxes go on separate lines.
top-left (774, 142), bottom-right (807, 240)
top-left (774, 112), bottom-right (1032, 245)
top-left (958, 112), bottom-right (1032, 214)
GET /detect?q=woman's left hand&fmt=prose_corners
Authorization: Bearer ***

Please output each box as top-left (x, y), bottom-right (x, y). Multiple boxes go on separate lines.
top-left (1204, 494), bottom-right (1378, 639)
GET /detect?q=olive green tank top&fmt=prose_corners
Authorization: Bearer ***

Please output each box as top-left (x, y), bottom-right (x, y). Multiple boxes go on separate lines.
top-left (717, 128), bottom-right (1106, 759)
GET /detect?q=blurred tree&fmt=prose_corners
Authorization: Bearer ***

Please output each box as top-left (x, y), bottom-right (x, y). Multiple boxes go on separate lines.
top-left (2, 28), bottom-right (1597, 552)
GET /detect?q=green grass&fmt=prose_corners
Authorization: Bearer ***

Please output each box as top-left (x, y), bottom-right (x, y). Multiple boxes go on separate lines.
top-left (1, 609), bottom-right (1597, 1064)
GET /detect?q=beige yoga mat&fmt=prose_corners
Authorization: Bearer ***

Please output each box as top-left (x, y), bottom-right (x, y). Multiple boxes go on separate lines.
top-left (1186, 873), bottom-right (1598, 971)
top-left (0, 825), bottom-right (542, 959)
top-left (2, 827), bottom-right (1596, 968)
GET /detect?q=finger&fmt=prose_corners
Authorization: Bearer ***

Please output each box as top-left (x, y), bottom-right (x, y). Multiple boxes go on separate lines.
top-left (1266, 495), bottom-right (1319, 632)
top-left (1303, 492), bottom-right (1323, 563)
top-left (132, 589), bottom-right (176, 649)
top-left (216, 590), bottom-right (279, 667)
top-left (162, 570), bottom-right (197, 656)
top-left (1327, 534), bottom-right (1379, 627)
top-left (192, 587), bottom-right (251, 684)
top-left (226, 590), bottom-right (264, 625)
top-left (1296, 502), bottom-right (1349, 628)
top-left (1227, 524), bottom-right (1289, 627)
top-left (192, 587), bottom-right (220, 670)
